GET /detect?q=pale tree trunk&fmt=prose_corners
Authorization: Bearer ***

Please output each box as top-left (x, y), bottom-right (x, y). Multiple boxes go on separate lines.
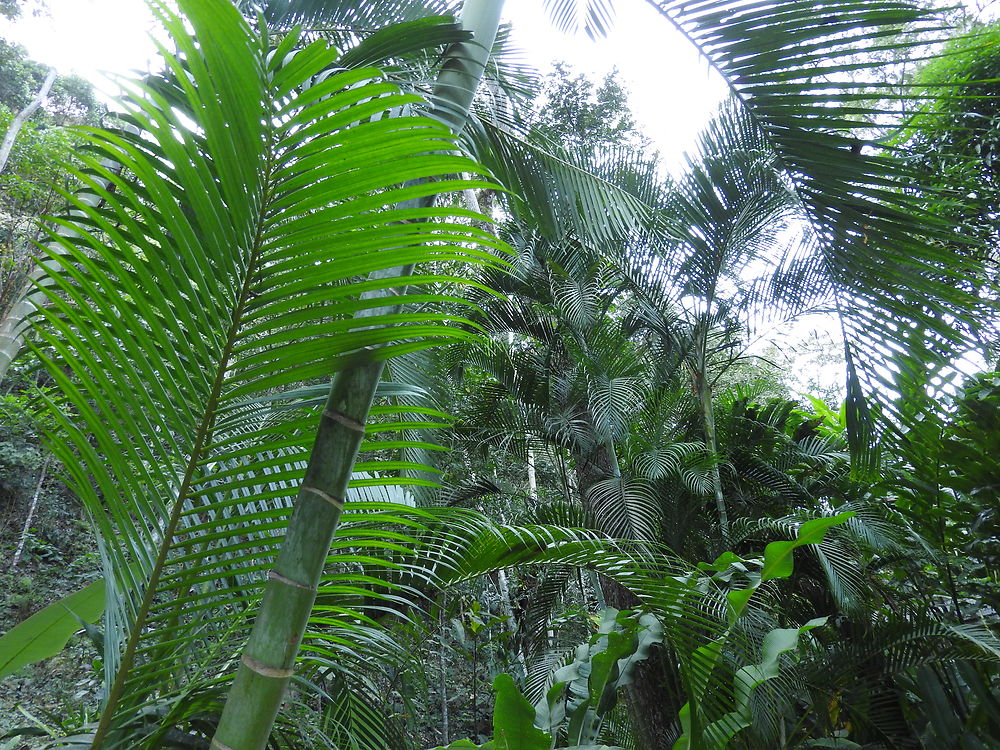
top-left (526, 445), bottom-right (537, 499)
top-left (519, 446), bottom-right (539, 647)
top-left (1, 267), bottom-right (49, 380)
top-left (0, 138), bottom-right (132, 383)
top-left (486, 444), bottom-right (532, 675)
top-left (10, 455), bottom-right (50, 571)
top-left (210, 3), bottom-right (505, 748)
top-left (0, 67), bottom-right (56, 175)
top-left (439, 593), bottom-right (450, 746)
top-left (0, 67), bottom-right (58, 380)
top-left (693, 321), bottom-right (729, 540)
top-left (696, 370), bottom-right (729, 539)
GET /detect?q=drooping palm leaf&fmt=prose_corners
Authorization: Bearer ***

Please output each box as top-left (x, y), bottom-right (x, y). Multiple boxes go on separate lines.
top-left (463, 119), bottom-right (672, 247)
top-left (542, 0), bottom-right (616, 41)
top-left (547, 0), bottom-right (994, 473)
top-left (242, 0), bottom-right (461, 28)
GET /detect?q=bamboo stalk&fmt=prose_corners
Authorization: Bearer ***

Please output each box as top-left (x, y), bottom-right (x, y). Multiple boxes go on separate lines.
top-left (211, 358), bottom-right (382, 745)
top-left (211, 2), bottom-right (505, 747)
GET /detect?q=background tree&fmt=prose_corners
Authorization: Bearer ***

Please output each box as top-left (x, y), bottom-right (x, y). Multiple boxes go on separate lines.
top-left (1, 0), bottom-right (999, 748)
top-left (531, 62), bottom-right (649, 154)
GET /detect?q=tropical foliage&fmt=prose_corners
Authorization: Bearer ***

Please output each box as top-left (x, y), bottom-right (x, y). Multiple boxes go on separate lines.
top-left (0, 0), bottom-right (997, 749)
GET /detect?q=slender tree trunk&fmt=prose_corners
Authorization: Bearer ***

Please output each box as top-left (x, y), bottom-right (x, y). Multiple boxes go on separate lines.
top-left (439, 593), bottom-right (450, 746)
top-left (472, 632), bottom-right (480, 734)
top-left (693, 324), bottom-right (729, 540)
top-left (211, 3), bottom-right (505, 748)
top-left (0, 67), bottom-right (56, 174)
top-left (526, 445), bottom-right (537, 499)
top-left (494, 567), bottom-right (525, 670)
top-left (571, 437), bottom-right (680, 750)
top-left (695, 372), bottom-right (728, 539)
top-left (10, 455), bottom-right (50, 571)
top-left (0, 139), bottom-right (131, 383)
top-left (0, 270), bottom-right (46, 380)
top-left (0, 74), bottom-right (54, 360)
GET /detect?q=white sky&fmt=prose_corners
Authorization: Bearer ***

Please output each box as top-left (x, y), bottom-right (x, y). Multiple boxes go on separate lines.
top-left (0, 0), bottom-right (729, 167)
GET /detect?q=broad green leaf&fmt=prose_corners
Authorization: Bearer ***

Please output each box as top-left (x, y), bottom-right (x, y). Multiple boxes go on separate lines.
top-left (492, 673), bottom-right (553, 750)
top-left (0, 578), bottom-right (105, 679)
top-left (761, 512), bottom-right (854, 581)
top-left (533, 680), bottom-right (568, 736)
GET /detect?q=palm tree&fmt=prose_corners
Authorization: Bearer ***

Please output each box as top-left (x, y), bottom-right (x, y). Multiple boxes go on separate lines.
top-left (13, 2), bottom-right (694, 747)
top-left (209, 0), bottom-right (509, 745)
top-left (22, 0), bottom-right (507, 746)
top-left (544, 0), bottom-right (991, 473)
top-left (11, 0), bottom-right (997, 747)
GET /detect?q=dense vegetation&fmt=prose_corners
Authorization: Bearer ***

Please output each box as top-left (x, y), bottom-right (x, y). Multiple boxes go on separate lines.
top-left (0, 0), bottom-right (997, 749)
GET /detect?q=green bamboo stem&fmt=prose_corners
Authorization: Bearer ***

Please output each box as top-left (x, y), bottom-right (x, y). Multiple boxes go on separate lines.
top-left (211, 2), bottom-right (504, 747)
top-left (211, 357), bottom-right (382, 745)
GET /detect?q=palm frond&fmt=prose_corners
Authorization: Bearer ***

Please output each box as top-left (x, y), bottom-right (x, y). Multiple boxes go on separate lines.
top-left (26, 0), bottom-right (503, 743)
top-left (542, 0), bottom-right (616, 41)
top-left (648, 0), bottom-right (991, 470)
top-left (549, 0), bottom-right (993, 470)
top-left (463, 118), bottom-right (673, 247)
top-left (246, 0), bottom-right (460, 29)
top-left (585, 475), bottom-right (661, 542)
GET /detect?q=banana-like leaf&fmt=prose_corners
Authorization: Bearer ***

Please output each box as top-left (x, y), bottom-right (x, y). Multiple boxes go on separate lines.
top-left (761, 513), bottom-right (856, 581)
top-left (0, 578), bottom-right (105, 680)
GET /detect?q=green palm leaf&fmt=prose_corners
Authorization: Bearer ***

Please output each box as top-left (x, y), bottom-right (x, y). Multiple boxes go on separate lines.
top-left (243, 0), bottom-right (461, 28)
top-left (549, 0), bottom-right (993, 472)
top-left (26, 0), bottom-right (502, 743)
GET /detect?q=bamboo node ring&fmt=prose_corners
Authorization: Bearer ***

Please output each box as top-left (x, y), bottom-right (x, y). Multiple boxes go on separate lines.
top-left (323, 408), bottom-right (365, 432)
top-left (302, 485), bottom-right (345, 508)
top-left (269, 570), bottom-right (313, 590)
top-left (242, 654), bottom-right (294, 679)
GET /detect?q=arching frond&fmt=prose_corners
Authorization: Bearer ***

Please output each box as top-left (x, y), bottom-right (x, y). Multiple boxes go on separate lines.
top-left (246, 0), bottom-right (460, 28)
top-left (25, 1), bottom-right (503, 743)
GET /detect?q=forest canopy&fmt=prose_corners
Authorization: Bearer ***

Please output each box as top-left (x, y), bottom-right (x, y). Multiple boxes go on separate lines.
top-left (0, 1), bottom-right (997, 749)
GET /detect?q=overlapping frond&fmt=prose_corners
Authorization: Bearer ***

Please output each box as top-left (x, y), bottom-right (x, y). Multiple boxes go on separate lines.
top-left (26, 0), bottom-right (504, 742)
top-left (657, 0), bottom-right (994, 469)
top-left (245, 0), bottom-right (460, 28)
top-left (548, 0), bottom-right (994, 471)
top-left (462, 118), bottom-right (669, 247)
top-left (541, 0), bottom-right (616, 41)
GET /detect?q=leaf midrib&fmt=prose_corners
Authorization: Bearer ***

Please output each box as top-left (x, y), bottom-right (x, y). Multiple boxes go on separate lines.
top-left (91, 119), bottom-right (277, 749)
